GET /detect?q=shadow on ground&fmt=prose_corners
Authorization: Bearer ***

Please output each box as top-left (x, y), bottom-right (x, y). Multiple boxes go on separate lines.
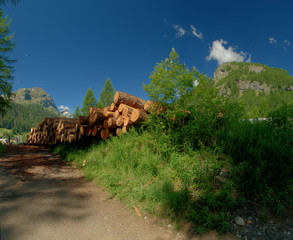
top-left (0, 145), bottom-right (95, 240)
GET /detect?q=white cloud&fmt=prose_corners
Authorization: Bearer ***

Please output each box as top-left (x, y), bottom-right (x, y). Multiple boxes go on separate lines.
top-left (269, 37), bottom-right (277, 45)
top-left (173, 25), bottom-right (185, 38)
top-left (284, 39), bottom-right (290, 46)
top-left (190, 25), bottom-right (203, 39)
top-left (58, 105), bottom-right (69, 112)
top-left (206, 39), bottom-right (251, 65)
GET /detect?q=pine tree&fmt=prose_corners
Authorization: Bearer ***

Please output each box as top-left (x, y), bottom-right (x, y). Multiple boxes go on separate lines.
top-left (96, 78), bottom-right (116, 108)
top-left (0, 10), bottom-right (15, 115)
top-left (73, 105), bottom-right (81, 118)
top-left (81, 88), bottom-right (96, 116)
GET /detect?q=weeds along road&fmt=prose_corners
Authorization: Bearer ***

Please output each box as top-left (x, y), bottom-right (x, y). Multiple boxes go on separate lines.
top-left (0, 145), bottom-right (233, 240)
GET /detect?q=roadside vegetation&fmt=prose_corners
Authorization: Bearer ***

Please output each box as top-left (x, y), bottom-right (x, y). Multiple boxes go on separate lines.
top-left (53, 49), bottom-right (292, 234)
top-left (0, 142), bottom-right (4, 154)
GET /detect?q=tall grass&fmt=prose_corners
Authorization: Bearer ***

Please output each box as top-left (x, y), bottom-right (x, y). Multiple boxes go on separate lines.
top-left (53, 129), bottom-right (237, 233)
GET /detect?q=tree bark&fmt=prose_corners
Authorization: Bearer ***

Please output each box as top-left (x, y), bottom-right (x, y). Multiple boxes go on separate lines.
top-left (114, 91), bottom-right (147, 109)
top-left (89, 107), bottom-right (104, 126)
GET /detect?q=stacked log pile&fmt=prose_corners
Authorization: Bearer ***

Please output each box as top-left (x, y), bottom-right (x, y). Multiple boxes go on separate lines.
top-left (27, 91), bottom-right (151, 145)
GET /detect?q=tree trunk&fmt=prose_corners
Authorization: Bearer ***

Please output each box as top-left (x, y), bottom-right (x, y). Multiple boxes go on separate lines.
top-left (89, 107), bottom-right (104, 126)
top-left (131, 109), bottom-right (148, 123)
top-left (114, 91), bottom-right (147, 109)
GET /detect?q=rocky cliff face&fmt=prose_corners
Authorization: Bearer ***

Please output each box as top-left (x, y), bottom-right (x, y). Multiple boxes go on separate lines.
top-left (13, 87), bottom-right (59, 114)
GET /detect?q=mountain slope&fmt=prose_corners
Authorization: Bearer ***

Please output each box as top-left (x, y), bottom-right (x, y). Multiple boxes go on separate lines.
top-left (13, 87), bottom-right (59, 114)
top-left (0, 87), bottom-right (60, 133)
top-left (213, 62), bottom-right (293, 117)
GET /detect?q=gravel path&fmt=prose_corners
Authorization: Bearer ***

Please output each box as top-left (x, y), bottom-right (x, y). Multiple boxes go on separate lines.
top-left (0, 145), bottom-right (234, 240)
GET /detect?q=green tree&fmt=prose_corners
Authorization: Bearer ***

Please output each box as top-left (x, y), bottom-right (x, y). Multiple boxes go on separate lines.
top-left (143, 48), bottom-right (200, 109)
top-left (96, 78), bottom-right (116, 108)
top-left (81, 88), bottom-right (96, 116)
top-left (73, 105), bottom-right (81, 118)
top-left (0, 10), bottom-right (15, 115)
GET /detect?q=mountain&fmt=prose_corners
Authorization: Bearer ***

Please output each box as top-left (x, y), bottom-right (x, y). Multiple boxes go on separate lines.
top-left (0, 87), bottom-right (61, 134)
top-left (12, 87), bottom-right (59, 114)
top-left (213, 62), bottom-right (293, 117)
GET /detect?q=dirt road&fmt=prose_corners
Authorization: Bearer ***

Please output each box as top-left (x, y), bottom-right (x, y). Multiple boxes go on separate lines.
top-left (0, 145), bottom-right (233, 240)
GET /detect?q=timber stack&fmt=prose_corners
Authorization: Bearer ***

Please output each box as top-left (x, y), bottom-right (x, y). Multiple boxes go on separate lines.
top-left (27, 91), bottom-right (152, 145)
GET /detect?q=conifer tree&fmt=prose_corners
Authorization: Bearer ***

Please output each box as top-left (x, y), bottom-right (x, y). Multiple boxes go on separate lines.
top-left (81, 88), bottom-right (96, 116)
top-left (73, 105), bottom-right (81, 118)
top-left (0, 10), bottom-right (15, 115)
top-left (96, 78), bottom-right (116, 108)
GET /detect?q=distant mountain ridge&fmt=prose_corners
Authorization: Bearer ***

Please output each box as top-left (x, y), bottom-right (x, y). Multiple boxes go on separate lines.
top-left (12, 87), bottom-right (59, 114)
top-left (213, 62), bottom-right (293, 117)
top-left (0, 87), bottom-right (74, 134)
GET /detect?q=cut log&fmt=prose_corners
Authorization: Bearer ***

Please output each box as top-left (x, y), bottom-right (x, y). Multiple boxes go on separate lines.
top-left (103, 109), bottom-right (115, 118)
top-left (114, 110), bottom-right (120, 119)
top-left (144, 100), bottom-right (153, 112)
top-left (107, 117), bottom-right (117, 128)
top-left (89, 107), bottom-right (104, 126)
top-left (123, 116), bottom-right (133, 127)
top-left (86, 126), bottom-right (92, 136)
top-left (79, 125), bottom-right (85, 135)
top-left (101, 128), bottom-right (110, 140)
top-left (116, 128), bottom-right (121, 136)
top-left (114, 91), bottom-right (147, 109)
top-left (131, 109), bottom-right (148, 123)
top-left (122, 125), bottom-right (132, 133)
top-left (110, 103), bottom-right (118, 111)
top-left (79, 116), bottom-right (89, 125)
top-left (68, 134), bottom-right (76, 143)
top-left (92, 126), bottom-right (98, 137)
top-left (116, 115), bottom-right (124, 127)
top-left (122, 107), bottom-right (134, 119)
top-left (103, 119), bottom-right (109, 129)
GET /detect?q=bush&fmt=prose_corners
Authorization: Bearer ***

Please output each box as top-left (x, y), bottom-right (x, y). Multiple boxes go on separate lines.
top-left (222, 116), bottom-right (293, 206)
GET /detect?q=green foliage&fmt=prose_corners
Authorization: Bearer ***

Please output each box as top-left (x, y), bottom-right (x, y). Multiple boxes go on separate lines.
top-left (215, 62), bottom-right (293, 117)
top-left (73, 105), bottom-right (81, 118)
top-left (143, 48), bottom-right (199, 109)
top-left (222, 115), bottom-right (293, 203)
top-left (96, 78), bottom-right (116, 108)
top-left (80, 88), bottom-right (96, 116)
top-left (0, 102), bottom-right (59, 133)
top-left (267, 102), bottom-right (293, 129)
top-left (53, 130), bottom-right (236, 234)
top-left (0, 10), bottom-right (15, 115)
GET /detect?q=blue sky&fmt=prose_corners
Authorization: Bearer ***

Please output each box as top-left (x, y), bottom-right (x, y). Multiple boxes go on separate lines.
top-left (2, 0), bottom-right (293, 113)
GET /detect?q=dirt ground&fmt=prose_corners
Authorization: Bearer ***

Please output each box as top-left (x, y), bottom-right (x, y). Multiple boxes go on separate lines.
top-left (0, 145), bottom-right (235, 240)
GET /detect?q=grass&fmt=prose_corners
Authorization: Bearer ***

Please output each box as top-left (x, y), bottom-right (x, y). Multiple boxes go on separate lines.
top-left (53, 129), bottom-right (237, 233)
top-left (52, 101), bottom-right (293, 234)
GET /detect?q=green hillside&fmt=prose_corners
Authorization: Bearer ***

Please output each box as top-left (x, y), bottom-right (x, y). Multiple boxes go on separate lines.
top-left (214, 62), bottom-right (293, 117)
top-left (0, 101), bottom-right (59, 133)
